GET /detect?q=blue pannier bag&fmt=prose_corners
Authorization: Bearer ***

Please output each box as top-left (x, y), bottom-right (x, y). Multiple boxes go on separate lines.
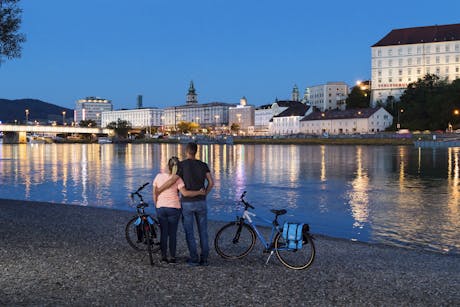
top-left (282, 222), bottom-right (304, 249)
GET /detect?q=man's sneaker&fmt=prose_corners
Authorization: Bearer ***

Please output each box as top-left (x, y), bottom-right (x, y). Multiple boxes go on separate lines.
top-left (199, 259), bottom-right (209, 266)
top-left (168, 258), bottom-right (177, 264)
top-left (186, 259), bottom-right (200, 266)
top-left (160, 257), bottom-right (169, 264)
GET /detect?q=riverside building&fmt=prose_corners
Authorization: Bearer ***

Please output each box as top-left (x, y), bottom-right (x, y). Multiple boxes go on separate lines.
top-left (307, 82), bottom-right (348, 111)
top-left (101, 108), bottom-right (163, 129)
top-left (228, 97), bottom-right (255, 134)
top-left (162, 81), bottom-right (236, 131)
top-left (74, 97), bottom-right (113, 126)
top-left (371, 23), bottom-right (460, 105)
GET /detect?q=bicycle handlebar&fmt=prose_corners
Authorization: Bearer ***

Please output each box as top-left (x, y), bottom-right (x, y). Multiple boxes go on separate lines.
top-left (240, 191), bottom-right (255, 210)
top-left (131, 182), bottom-right (150, 203)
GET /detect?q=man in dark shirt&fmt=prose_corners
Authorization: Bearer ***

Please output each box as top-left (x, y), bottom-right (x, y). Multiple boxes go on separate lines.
top-left (157, 143), bottom-right (214, 266)
top-left (178, 142), bottom-right (213, 266)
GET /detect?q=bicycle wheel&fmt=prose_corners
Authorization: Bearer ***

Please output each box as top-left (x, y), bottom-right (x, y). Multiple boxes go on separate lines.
top-left (274, 232), bottom-right (315, 270)
top-left (214, 222), bottom-right (256, 259)
top-left (125, 216), bottom-right (161, 252)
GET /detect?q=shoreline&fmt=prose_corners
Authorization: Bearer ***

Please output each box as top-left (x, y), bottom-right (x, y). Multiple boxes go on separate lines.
top-left (1, 198), bottom-right (459, 306)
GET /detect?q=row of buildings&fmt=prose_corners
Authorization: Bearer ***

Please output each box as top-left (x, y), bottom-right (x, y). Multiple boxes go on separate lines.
top-left (73, 23), bottom-right (460, 136)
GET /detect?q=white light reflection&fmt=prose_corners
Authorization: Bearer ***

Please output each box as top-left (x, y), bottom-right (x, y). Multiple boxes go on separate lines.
top-left (348, 146), bottom-right (370, 228)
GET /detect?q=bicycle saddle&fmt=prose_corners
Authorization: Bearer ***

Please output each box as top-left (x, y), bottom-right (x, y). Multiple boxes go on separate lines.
top-left (270, 209), bottom-right (287, 216)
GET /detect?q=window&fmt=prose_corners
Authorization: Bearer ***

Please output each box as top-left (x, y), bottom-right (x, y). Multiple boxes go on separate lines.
top-left (436, 67), bottom-right (440, 74)
top-left (378, 70), bottom-right (382, 76)
top-left (426, 57), bottom-right (430, 65)
top-left (378, 60), bottom-right (382, 67)
top-left (398, 48), bottom-right (403, 55)
top-left (407, 58), bottom-right (412, 65)
top-left (446, 44), bottom-right (450, 52)
top-left (446, 56), bottom-right (450, 63)
top-left (417, 46), bottom-right (422, 54)
top-left (456, 67), bottom-right (459, 73)
top-left (456, 56), bottom-right (459, 62)
top-left (398, 59), bottom-right (403, 66)
top-left (435, 45), bottom-right (440, 53)
top-left (388, 49), bottom-right (393, 56)
top-left (436, 56), bottom-right (440, 64)
top-left (399, 69), bottom-right (403, 76)
top-left (389, 69), bottom-right (393, 76)
top-left (408, 68), bottom-right (412, 75)
top-left (389, 78), bottom-right (392, 83)
top-left (417, 57), bottom-right (421, 65)
top-left (377, 49), bottom-right (382, 56)
top-left (408, 47), bottom-right (412, 54)
top-left (456, 44), bottom-right (460, 52)
top-left (389, 59), bottom-right (393, 66)
top-left (417, 68), bottom-right (421, 74)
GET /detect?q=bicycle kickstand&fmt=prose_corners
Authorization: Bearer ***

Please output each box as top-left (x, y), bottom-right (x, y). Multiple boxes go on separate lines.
top-left (265, 251), bottom-right (274, 265)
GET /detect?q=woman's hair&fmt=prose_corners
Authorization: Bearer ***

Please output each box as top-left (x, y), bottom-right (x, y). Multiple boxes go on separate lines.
top-left (168, 156), bottom-right (179, 175)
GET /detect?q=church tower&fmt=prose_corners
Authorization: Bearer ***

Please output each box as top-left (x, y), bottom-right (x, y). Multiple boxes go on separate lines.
top-left (186, 81), bottom-right (198, 104)
top-left (302, 87), bottom-right (310, 104)
top-left (291, 84), bottom-right (300, 102)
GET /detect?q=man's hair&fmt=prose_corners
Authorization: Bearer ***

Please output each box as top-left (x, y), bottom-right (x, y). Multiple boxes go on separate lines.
top-left (186, 142), bottom-right (198, 156)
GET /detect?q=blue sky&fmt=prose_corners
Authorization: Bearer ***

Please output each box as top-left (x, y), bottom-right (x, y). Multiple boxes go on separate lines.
top-left (1, 0), bottom-right (460, 110)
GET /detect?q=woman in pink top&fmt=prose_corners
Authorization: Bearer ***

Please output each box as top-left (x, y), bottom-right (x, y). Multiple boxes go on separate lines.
top-left (153, 157), bottom-right (204, 263)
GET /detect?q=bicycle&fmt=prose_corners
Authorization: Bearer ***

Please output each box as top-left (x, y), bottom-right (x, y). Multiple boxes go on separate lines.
top-left (214, 191), bottom-right (315, 270)
top-left (125, 182), bottom-right (161, 265)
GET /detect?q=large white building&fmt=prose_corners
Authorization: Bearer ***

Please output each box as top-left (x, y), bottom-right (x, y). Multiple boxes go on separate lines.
top-left (74, 97), bottom-right (113, 126)
top-left (270, 101), bottom-right (311, 135)
top-left (101, 108), bottom-right (163, 128)
top-left (228, 97), bottom-right (255, 133)
top-left (300, 107), bottom-right (393, 135)
top-left (371, 23), bottom-right (460, 105)
top-left (307, 82), bottom-right (348, 111)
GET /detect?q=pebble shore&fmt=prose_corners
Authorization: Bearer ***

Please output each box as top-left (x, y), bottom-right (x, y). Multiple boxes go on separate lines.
top-left (0, 199), bottom-right (459, 306)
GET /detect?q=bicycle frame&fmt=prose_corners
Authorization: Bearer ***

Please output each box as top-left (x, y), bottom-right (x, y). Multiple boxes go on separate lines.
top-left (241, 208), bottom-right (280, 251)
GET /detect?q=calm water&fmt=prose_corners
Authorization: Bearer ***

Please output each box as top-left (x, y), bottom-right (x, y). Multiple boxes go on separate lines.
top-left (0, 143), bottom-right (459, 255)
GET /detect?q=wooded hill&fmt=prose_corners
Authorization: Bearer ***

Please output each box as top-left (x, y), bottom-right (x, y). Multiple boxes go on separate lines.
top-left (0, 99), bottom-right (73, 124)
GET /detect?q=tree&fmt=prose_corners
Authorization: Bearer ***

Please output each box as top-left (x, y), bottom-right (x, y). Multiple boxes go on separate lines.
top-left (230, 123), bottom-right (240, 134)
top-left (346, 85), bottom-right (370, 109)
top-left (106, 119), bottom-right (132, 138)
top-left (79, 119), bottom-right (97, 127)
top-left (399, 74), bottom-right (459, 131)
top-left (0, 0), bottom-right (26, 64)
top-left (176, 121), bottom-right (191, 134)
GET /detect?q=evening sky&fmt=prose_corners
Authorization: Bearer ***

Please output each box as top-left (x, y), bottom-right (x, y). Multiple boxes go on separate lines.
top-left (1, 0), bottom-right (459, 109)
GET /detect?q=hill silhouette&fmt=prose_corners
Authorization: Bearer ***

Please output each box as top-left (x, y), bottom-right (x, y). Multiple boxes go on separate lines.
top-left (0, 99), bottom-right (73, 124)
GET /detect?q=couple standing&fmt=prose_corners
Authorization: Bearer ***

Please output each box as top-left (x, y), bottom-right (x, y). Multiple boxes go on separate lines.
top-left (153, 142), bottom-right (214, 266)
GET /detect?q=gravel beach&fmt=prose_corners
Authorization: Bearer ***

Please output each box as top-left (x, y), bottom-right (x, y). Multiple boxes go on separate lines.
top-left (0, 199), bottom-right (459, 306)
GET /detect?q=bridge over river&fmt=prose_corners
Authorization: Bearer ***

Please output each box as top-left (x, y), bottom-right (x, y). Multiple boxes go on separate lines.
top-left (0, 124), bottom-right (113, 143)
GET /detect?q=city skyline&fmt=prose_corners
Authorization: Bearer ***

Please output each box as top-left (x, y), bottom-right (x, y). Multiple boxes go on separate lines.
top-left (1, 0), bottom-right (459, 110)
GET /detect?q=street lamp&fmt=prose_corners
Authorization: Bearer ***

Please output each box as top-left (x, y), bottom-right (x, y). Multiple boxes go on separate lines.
top-left (62, 111), bottom-right (66, 125)
top-left (397, 108), bottom-right (404, 129)
top-left (25, 109), bottom-right (29, 125)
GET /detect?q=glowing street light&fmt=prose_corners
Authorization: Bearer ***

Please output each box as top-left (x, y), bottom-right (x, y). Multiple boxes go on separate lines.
top-left (397, 108), bottom-right (404, 129)
top-left (62, 111), bottom-right (66, 125)
top-left (25, 109), bottom-right (29, 124)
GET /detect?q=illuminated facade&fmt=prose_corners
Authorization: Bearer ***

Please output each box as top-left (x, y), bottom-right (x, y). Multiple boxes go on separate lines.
top-left (300, 107), bottom-right (393, 135)
top-left (101, 108), bottom-right (163, 128)
top-left (270, 101), bottom-right (311, 135)
top-left (74, 97), bottom-right (113, 126)
top-left (228, 97), bottom-right (255, 133)
top-left (371, 23), bottom-right (460, 105)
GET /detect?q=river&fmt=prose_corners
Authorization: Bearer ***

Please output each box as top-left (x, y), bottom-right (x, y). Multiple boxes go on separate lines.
top-left (0, 143), bottom-right (459, 255)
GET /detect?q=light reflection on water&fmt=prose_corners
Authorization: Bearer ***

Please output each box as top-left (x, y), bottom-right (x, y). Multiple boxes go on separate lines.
top-left (0, 143), bottom-right (459, 255)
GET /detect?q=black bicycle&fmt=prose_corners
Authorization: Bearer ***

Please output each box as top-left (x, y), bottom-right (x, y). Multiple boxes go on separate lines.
top-left (125, 182), bottom-right (161, 265)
